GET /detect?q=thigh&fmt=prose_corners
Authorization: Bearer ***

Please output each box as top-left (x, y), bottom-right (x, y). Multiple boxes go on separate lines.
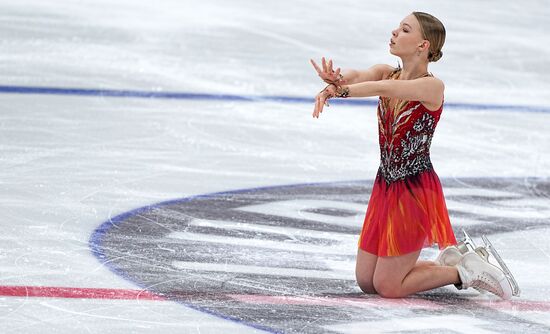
top-left (355, 248), bottom-right (378, 294)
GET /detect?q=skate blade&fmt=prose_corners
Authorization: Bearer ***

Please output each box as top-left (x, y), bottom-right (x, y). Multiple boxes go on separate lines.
top-left (457, 229), bottom-right (478, 254)
top-left (458, 230), bottom-right (491, 261)
top-left (481, 235), bottom-right (521, 297)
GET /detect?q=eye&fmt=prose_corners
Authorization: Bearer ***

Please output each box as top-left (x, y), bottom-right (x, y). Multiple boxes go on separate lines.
top-left (403, 28), bottom-right (409, 33)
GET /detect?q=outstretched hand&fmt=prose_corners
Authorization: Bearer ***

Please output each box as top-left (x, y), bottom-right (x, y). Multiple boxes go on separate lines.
top-left (311, 57), bottom-right (345, 118)
top-left (313, 84), bottom-right (337, 118)
top-left (310, 57), bottom-right (345, 85)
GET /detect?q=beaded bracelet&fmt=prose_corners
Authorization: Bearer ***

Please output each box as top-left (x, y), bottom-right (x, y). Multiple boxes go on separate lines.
top-left (323, 73), bottom-right (344, 85)
top-left (335, 85), bottom-right (350, 98)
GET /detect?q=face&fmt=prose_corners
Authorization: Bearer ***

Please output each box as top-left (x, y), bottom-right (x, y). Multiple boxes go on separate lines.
top-left (389, 14), bottom-right (427, 58)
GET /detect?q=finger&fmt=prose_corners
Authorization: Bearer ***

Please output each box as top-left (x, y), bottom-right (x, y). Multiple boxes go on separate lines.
top-left (310, 59), bottom-right (322, 74)
top-left (323, 91), bottom-right (330, 107)
top-left (335, 68), bottom-right (341, 78)
top-left (328, 59), bottom-right (333, 73)
top-left (321, 94), bottom-right (328, 109)
top-left (317, 94), bottom-right (324, 117)
top-left (314, 95), bottom-right (319, 117)
top-left (314, 103), bottom-right (319, 118)
top-left (314, 102), bottom-right (319, 118)
top-left (322, 57), bottom-right (327, 73)
top-left (317, 94), bottom-right (323, 116)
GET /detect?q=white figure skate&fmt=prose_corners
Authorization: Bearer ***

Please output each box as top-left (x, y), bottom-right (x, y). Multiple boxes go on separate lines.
top-left (436, 229), bottom-right (520, 297)
top-left (456, 251), bottom-right (513, 300)
top-left (435, 245), bottom-right (462, 266)
top-left (436, 229), bottom-right (487, 266)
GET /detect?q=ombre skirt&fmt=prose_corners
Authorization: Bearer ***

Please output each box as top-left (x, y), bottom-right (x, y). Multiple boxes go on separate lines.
top-left (358, 168), bottom-right (457, 257)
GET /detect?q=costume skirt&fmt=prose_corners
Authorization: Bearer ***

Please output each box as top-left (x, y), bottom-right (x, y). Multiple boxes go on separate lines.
top-left (358, 168), bottom-right (457, 257)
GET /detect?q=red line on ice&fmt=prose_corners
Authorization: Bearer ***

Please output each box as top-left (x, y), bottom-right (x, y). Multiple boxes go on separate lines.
top-left (480, 300), bottom-right (550, 312)
top-left (0, 285), bottom-right (165, 300)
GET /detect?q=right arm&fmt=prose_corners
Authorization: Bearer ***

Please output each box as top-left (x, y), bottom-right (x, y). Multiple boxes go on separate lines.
top-left (340, 64), bottom-right (395, 84)
top-left (310, 58), bottom-right (395, 86)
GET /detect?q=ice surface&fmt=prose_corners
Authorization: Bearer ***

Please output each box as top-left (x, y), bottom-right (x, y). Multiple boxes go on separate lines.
top-left (0, 0), bottom-right (549, 333)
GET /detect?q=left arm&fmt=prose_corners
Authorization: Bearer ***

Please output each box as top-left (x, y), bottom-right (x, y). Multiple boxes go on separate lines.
top-left (313, 77), bottom-right (444, 118)
top-left (346, 77), bottom-right (444, 103)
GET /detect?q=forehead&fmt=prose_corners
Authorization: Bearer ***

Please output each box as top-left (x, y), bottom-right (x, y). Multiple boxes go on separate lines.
top-left (400, 14), bottom-right (419, 28)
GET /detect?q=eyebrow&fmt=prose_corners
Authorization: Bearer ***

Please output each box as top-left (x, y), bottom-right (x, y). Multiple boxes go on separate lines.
top-left (402, 23), bottom-right (412, 29)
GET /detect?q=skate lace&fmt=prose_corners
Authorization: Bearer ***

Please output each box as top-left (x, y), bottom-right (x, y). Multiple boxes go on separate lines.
top-left (471, 273), bottom-right (504, 297)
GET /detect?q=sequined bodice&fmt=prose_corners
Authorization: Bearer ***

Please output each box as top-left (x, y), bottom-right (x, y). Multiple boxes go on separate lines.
top-left (377, 97), bottom-right (441, 184)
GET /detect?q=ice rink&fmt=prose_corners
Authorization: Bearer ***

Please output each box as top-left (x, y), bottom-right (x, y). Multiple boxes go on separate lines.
top-left (1, 0), bottom-right (550, 333)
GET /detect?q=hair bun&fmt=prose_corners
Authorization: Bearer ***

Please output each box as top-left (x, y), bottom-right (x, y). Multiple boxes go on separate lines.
top-left (430, 50), bottom-right (443, 62)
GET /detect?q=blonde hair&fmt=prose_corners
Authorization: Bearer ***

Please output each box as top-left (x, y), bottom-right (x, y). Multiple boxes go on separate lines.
top-left (412, 11), bottom-right (445, 62)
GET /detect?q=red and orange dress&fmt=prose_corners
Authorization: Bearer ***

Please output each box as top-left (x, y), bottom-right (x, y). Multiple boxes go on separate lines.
top-left (358, 70), bottom-right (457, 257)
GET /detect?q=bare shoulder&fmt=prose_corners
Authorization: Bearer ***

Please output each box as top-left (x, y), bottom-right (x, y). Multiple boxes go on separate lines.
top-left (418, 76), bottom-right (445, 111)
top-left (422, 76), bottom-right (445, 92)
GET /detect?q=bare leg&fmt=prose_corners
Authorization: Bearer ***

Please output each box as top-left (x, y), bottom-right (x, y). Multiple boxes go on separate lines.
top-left (399, 264), bottom-right (460, 296)
top-left (416, 260), bottom-right (438, 267)
top-left (355, 248), bottom-right (378, 294)
top-left (373, 250), bottom-right (460, 298)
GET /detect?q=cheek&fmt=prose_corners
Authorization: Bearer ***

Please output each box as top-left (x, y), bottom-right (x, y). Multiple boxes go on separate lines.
top-left (399, 35), bottom-right (417, 48)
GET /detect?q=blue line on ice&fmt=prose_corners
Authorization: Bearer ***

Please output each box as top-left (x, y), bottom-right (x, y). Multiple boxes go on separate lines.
top-left (0, 84), bottom-right (548, 113)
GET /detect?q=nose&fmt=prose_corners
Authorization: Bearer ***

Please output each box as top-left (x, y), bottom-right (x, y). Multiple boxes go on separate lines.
top-left (391, 28), bottom-right (398, 37)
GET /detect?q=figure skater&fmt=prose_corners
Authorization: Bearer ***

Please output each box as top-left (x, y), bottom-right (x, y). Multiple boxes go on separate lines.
top-left (310, 11), bottom-right (519, 299)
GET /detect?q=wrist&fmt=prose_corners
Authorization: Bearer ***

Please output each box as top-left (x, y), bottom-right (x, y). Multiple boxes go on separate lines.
top-left (335, 85), bottom-right (350, 98)
top-left (324, 73), bottom-right (345, 85)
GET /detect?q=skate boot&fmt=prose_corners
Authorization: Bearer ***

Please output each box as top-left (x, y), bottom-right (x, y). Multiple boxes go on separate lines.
top-left (436, 230), bottom-right (487, 266)
top-left (435, 245), bottom-right (462, 266)
top-left (455, 251), bottom-right (513, 300)
top-left (436, 230), bottom-right (514, 260)
top-left (436, 230), bottom-right (520, 297)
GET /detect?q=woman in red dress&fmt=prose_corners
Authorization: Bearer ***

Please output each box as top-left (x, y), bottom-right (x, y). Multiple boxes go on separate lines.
top-left (311, 12), bottom-right (515, 299)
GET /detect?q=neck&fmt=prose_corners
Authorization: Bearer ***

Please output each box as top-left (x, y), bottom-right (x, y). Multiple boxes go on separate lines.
top-left (398, 56), bottom-right (429, 80)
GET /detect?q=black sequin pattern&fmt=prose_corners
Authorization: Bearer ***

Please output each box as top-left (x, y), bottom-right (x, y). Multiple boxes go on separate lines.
top-left (377, 102), bottom-right (439, 184)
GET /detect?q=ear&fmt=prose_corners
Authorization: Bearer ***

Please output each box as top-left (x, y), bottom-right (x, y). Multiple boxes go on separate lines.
top-left (419, 40), bottom-right (430, 52)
